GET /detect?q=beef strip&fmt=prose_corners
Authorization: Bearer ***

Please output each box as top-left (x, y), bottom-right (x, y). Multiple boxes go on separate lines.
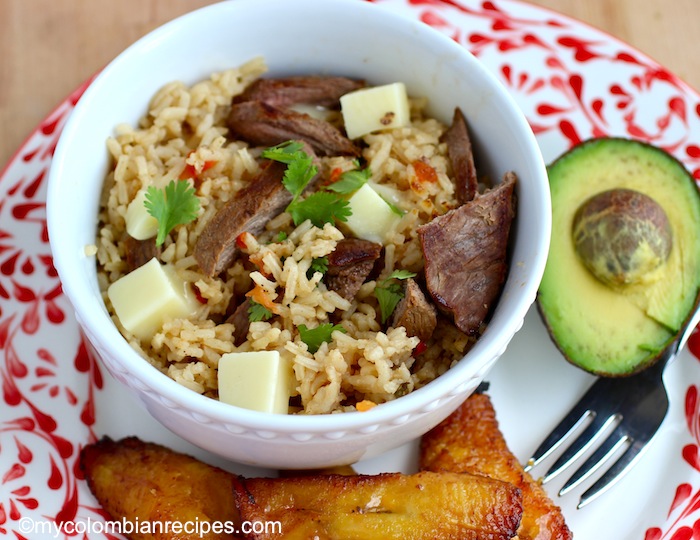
top-left (325, 238), bottom-right (382, 301)
top-left (194, 143), bottom-right (321, 276)
top-left (227, 100), bottom-right (360, 157)
top-left (443, 107), bottom-right (478, 204)
top-left (233, 76), bottom-right (365, 109)
top-left (226, 297), bottom-right (252, 346)
top-left (123, 236), bottom-right (160, 272)
top-left (418, 172), bottom-right (517, 336)
top-left (389, 278), bottom-right (437, 342)
top-left (193, 160), bottom-right (288, 276)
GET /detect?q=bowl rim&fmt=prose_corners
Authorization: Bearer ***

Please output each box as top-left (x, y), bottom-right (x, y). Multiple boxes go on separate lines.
top-left (47, 0), bottom-right (551, 434)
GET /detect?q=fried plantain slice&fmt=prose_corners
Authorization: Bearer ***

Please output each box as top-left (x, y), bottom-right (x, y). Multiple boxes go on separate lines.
top-left (278, 464), bottom-right (357, 477)
top-left (233, 470), bottom-right (522, 540)
top-left (80, 437), bottom-right (241, 540)
top-left (420, 393), bottom-right (573, 540)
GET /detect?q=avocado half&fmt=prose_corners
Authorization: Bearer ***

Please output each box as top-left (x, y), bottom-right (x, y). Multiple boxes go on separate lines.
top-left (537, 137), bottom-right (700, 376)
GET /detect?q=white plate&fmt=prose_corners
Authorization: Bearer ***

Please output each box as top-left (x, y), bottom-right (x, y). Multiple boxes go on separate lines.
top-left (2, 0), bottom-right (700, 538)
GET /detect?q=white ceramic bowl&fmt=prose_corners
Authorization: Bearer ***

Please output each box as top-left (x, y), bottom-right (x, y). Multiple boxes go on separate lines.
top-left (47, 0), bottom-right (550, 468)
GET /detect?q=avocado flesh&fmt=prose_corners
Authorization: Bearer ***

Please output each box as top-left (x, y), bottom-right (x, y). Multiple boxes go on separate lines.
top-left (538, 138), bottom-right (700, 376)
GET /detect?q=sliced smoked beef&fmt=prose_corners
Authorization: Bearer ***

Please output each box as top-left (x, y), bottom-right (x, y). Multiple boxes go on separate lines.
top-left (194, 144), bottom-right (321, 276)
top-left (325, 238), bottom-right (382, 301)
top-left (123, 236), bottom-right (160, 272)
top-left (227, 297), bottom-right (252, 346)
top-left (389, 278), bottom-right (437, 342)
top-left (233, 76), bottom-right (365, 109)
top-left (443, 107), bottom-right (478, 204)
top-left (418, 172), bottom-right (517, 336)
top-left (227, 100), bottom-right (360, 157)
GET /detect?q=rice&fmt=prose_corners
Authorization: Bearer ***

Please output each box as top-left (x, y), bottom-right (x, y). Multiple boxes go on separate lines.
top-left (96, 58), bottom-right (474, 414)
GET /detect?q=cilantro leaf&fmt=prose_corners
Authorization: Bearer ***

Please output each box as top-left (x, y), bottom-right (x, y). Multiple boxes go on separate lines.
top-left (144, 180), bottom-right (200, 246)
top-left (261, 140), bottom-right (305, 164)
top-left (262, 141), bottom-right (317, 203)
top-left (374, 270), bottom-right (418, 324)
top-left (375, 282), bottom-right (404, 324)
top-left (386, 269), bottom-right (417, 281)
top-left (287, 192), bottom-right (352, 227)
top-left (298, 323), bottom-right (347, 354)
top-left (326, 168), bottom-right (371, 194)
top-left (248, 300), bottom-right (274, 322)
top-left (309, 256), bottom-right (329, 276)
top-left (263, 140), bottom-right (368, 229)
top-left (282, 152), bottom-right (317, 202)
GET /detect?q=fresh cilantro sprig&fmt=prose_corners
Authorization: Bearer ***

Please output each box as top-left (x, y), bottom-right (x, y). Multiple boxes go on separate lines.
top-left (262, 141), bottom-right (317, 204)
top-left (144, 179), bottom-right (200, 246)
top-left (310, 256), bottom-right (329, 276)
top-left (332, 167), bottom-right (406, 217)
top-left (298, 323), bottom-right (347, 354)
top-left (326, 168), bottom-right (370, 194)
top-left (288, 192), bottom-right (352, 228)
top-left (262, 141), bottom-right (373, 228)
top-left (284, 153), bottom-right (318, 202)
top-left (248, 300), bottom-right (274, 322)
top-left (374, 270), bottom-right (418, 324)
top-left (306, 255), bottom-right (329, 280)
top-left (261, 140), bottom-right (305, 164)
top-left (386, 269), bottom-right (418, 280)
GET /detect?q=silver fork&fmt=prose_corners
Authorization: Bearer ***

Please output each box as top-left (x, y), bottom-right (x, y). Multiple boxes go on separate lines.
top-left (524, 304), bottom-right (700, 509)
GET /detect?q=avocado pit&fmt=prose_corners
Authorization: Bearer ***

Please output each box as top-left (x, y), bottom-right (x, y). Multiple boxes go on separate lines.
top-left (572, 188), bottom-right (672, 287)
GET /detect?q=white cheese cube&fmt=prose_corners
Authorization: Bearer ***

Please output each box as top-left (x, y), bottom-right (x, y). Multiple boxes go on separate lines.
top-left (217, 351), bottom-right (292, 414)
top-left (125, 188), bottom-right (158, 240)
top-left (344, 183), bottom-right (402, 244)
top-left (369, 181), bottom-right (405, 212)
top-left (107, 258), bottom-right (199, 340)
top-left (340, 82), bottom-right (411, 139)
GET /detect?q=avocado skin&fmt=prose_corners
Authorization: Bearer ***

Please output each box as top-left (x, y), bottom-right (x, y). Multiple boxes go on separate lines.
top-left (537, 137), bottom-right (700, 377)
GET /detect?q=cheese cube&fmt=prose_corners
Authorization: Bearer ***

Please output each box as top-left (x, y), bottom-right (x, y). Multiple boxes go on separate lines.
top-left (369, 181), bottom-right (404, 211)
top-left (340, 82), bottom-right (411, 140)
top-left (344, 183), bottom-right (401, 244)
top-left (217, 351), bottom-right (292, 414)
top-left (125, 188), bottom-right (158, 240)
top-left (107, 258), bottom-right (199, 340)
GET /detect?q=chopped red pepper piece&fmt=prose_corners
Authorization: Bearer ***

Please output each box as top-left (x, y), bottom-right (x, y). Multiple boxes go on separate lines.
top-left (179, 162), bottom-right (198, 180)
top-left (414, 341), bottom-right (428, 356)
top-left (190, 283), bottom-right (208, 305)
top-left (326, 167), bottom-right (344, 186)
top-left (179, 150), bottom-right (217, 181)
top-left (235, 232), bottom-right (250, 250)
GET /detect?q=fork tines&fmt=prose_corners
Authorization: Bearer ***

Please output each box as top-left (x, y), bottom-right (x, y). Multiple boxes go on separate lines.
top-left (524, 364), bottom-right (670, 509)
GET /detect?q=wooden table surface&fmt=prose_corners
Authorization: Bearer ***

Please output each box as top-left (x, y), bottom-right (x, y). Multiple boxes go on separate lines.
top-left (1, 0), bottom-right (698, 169)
